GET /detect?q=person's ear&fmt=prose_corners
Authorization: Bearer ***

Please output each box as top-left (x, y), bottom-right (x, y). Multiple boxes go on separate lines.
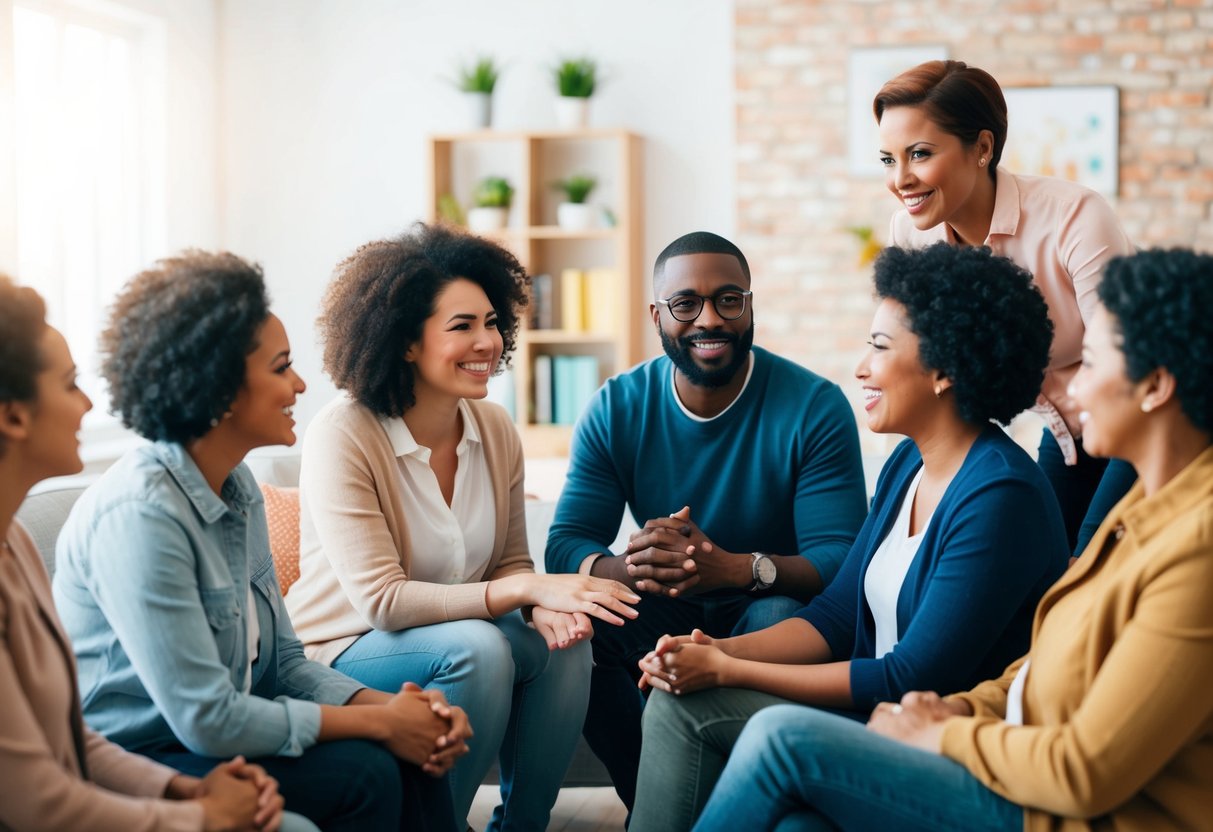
top-left (977, 130), bottom-right (995, 166)
top-left (0, 400), bottom-right (34, 445)
top-left (1137, 367), bottom-right (1176, 414)
top-left (650, 303), bottom-right (660, 331)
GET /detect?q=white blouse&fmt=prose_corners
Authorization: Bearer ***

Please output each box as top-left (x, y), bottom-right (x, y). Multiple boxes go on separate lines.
top-left (864, 467), bottom-right (932, 658)
top-left (378, 399), bottom-right (496, 585)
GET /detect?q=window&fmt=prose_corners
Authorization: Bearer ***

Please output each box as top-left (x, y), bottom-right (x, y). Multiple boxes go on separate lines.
top-left (10, 0), bottom-right (165, 431)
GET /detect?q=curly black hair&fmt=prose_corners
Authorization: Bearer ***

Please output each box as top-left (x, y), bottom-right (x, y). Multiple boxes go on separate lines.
top-left (873, 243), bottom-right (1053, 426)
top-left (100, 251), bottom-right (270, 444)
top-left (319, 222), bottom-right (529, 417)
top-left (0, 275), bottom-right (48, 457)
top-left (1098, 248), bottom-right (1213, 435)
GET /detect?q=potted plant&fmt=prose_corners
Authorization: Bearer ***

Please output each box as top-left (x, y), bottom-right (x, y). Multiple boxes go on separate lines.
top-left (467, 176), bottom-right (514, 232)
top-left (552, 174), bottom-right (597, 230)
top-left (455, 56), bottom-right (499, 129)
top-left (552, 57), bottom-right (597, 129)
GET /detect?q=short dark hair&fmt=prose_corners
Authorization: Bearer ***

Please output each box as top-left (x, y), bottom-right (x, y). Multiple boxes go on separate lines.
top-left (0, 275), bottom-right (48, 457)
top-left (101, 251), bottom-right (270, 444)
top-left (653, 231), bottom-right (751, 287)
top-left (1098, 248), bottom-right (1213, 435)
top-left (319, 222), bottom-right (529, 418)
top-left (873, 243), bottom-right (1052, 426)
top-left (874, 60), bottom-right (1007, 181)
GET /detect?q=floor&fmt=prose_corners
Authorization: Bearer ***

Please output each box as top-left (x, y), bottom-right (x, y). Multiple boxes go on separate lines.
top-left (468, 785), bottom-right (627, 831)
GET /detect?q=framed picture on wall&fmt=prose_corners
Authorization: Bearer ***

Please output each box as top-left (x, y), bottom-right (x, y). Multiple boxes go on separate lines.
top-left (1002, 85), bottom-right (1119, 197)
top-left (847, 45), bottom-right (947, 178)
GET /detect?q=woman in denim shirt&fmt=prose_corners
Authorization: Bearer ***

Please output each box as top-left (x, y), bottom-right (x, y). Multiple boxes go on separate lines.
top-left (52, 252), bottom-right (466, 832)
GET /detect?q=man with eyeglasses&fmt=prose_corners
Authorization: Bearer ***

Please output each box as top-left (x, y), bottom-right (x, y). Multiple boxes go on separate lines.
top-left (546, 231), bottom-right (868, 812)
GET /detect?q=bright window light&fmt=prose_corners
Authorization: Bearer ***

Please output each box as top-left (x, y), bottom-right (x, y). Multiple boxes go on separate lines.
top-left (12, 0), bottom-right (165, 430)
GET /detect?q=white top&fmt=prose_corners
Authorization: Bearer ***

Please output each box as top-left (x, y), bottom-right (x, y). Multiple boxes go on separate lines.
top-left (378, 399), bottom-right (496, 585)
top-left (1005, 659), bottom-right (1031, 726)
top-left (864, 467), bottom-right (931, 658)
top-left (244, 585), bottom-right (260, 693)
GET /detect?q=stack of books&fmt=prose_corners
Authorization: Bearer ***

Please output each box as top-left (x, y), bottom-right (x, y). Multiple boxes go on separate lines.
top-left (532, 354), bottom-right (600, 426)
top-left (558, 267), bottom-right (620, 333)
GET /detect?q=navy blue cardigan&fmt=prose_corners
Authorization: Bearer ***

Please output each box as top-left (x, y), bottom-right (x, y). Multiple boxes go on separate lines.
top-left (799, 426), bottom-right (1068, 712)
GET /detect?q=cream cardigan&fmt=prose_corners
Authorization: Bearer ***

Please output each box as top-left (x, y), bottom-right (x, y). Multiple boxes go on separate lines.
top-left (286, 396), bottom-right (534, 665)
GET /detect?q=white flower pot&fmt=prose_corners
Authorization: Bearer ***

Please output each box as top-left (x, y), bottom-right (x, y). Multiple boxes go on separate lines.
top-left (555, 96), bottom-right (590, 130)
top-left (467, 206), bottom-right (508, 233)
top-left (463, 92), bottom-right (492, 130)
top-left (556, 202), bottom-right (596, 231)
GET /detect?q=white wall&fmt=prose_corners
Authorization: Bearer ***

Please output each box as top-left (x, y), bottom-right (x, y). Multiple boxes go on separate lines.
top-left (217, 0), bottom-right (736, 433)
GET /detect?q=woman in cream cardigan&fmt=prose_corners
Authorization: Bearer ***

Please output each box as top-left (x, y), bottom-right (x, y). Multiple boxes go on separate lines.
top-left (287, 223), bottom-right (639, 831)
top-left (692, 248), bottom-right (1213, 832)
top-left (0, 274), bottom-right (281, 832)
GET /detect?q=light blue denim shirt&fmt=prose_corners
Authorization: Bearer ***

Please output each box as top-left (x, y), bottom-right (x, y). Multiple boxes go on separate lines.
top-left (53, 441), bottom-right (363, 758)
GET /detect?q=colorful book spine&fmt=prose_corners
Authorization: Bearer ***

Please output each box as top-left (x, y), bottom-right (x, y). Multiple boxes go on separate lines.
top-left (584, 267), bottom-right (620, 334)
top-left (552, 355), bottom-right (600, 426)
top-left (533, 355), bottom-right (553, 424)
top-left (560, 268), bottom-right (585, 331)
top-left (530, 273), bottom-right (554, 330)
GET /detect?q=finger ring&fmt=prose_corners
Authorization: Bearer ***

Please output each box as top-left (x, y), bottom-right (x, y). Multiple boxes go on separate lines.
top-left (891, 704), bottom-right (903, 715)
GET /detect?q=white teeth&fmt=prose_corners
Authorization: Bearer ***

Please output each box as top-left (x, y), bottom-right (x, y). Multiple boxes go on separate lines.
top-left (694, 341), bottom-right (726, 349)
top-left (459, 362), bottom-right (490, 372)
top-left (863, 389), bottom-right (882, 401)
top-left (903, 193), bottom-right (931, 207)
top-left (282, 407), bottom-right (293, 416)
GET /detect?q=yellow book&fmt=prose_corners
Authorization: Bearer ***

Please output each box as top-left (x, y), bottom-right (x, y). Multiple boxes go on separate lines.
top-left (583, 267), bottom-right (620, 334)
top-left (560, 268), bottom-right (585, 331)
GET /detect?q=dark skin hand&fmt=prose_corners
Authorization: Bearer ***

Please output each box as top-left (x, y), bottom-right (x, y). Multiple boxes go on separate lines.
top-left (624, 506), bottom-right (750, 596)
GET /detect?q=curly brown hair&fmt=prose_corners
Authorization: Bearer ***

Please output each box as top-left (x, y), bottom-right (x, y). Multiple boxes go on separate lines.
top-left (319, 222), bottom-right (529, 417)
top-left (100, 251), bottom-right (270, 444)
top-left (0, 274), bottom-right (49, 457)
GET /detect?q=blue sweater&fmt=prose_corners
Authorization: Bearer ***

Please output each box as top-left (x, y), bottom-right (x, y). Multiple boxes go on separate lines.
top-left (545, 347), bottom-right (868, 585)
top-left (800, 427), bottom-right (1069, 711)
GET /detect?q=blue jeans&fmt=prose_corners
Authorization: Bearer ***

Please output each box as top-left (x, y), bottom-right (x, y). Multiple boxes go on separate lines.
top-left (1036, 429), bottom-right (1137, 555)
top-left (333, 612), bottom-right (591, 832)
top-left (693, 705), bottom-right (1023, 832)
top-left (148, 738), bottom-right (456, 832)
top-left (583, 591), bottom-right (804, 810)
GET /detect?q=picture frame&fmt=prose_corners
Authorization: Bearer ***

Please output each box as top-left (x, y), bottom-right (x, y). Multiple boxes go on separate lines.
top-left (847, 45), bottom-right (948, 178)
top-left (1002, 85), bottom-right (1119, 196)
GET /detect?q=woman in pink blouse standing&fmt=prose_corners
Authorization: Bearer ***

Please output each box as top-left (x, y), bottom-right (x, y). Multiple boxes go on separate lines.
top-left (873, 59), bottom-right (1136, 555)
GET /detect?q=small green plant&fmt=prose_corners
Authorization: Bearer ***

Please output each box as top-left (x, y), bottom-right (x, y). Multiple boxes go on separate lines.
top-left (437, 193), bottom-right (466, 225)
top-left (473, 176), bottom-right (514, 208)
top-left (553, 58), bottom-right (597, 98)
top-left (456, 56), bottom-right (500, 93)
top-left (552, 174), bottom-right (597, 204)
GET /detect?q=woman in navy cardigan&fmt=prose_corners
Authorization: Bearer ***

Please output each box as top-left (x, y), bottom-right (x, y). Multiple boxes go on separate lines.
top-left (628, 243), bottom-right (1070, 832)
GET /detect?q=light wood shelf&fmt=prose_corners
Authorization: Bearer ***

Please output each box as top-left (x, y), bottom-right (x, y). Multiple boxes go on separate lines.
top-left (427, 129), bottom-right (644, 457)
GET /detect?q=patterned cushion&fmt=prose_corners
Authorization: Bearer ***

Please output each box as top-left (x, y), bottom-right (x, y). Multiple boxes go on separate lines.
top-left (260, 483), bottom-right (301, 594)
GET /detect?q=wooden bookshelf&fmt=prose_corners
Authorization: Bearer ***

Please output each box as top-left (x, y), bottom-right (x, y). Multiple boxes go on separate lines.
top-left (427, 129), bottom-right (645, 456)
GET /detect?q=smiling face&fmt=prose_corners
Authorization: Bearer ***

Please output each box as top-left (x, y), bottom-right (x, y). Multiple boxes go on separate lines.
top-left (878, 105), bottom-right (992, 238)
top-left (855, 299), bottom-right (943, 437)
top-left (1069, 305), bottom-right (1143, 460)
top-left (406, 277), bottom-right (503, 407)
top-left (651, 252), bottom-right (754, 389)
top-left (225, 314), bottom-right (306, 449)
top-left (16, 327), bottom-right (94, 480)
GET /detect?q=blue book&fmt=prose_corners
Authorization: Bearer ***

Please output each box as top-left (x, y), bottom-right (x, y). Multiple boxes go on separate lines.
top-left (553, 355), bottom-right (600, 425)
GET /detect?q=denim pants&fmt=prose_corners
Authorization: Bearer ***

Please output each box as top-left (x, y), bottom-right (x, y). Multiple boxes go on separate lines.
top-left (333, 611), bottom-right (591, 832)
top-left (148, 738), bottom-right (456, 832)
top-left (583, 591), bottom-right (804, 810)
top-left (692, 705), bottom-right (1023, 832)
top-left (1036, 428), bottom-right (1137, 555)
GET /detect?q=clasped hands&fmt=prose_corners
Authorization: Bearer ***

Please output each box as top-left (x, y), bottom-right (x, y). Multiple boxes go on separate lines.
top-left (624, 506), bottom-right (746, 597)
top-left (383, 682), bottom-right (473, 776)
top-left (866, 690), bottom-right (972, 753)
top-left (637, 628), bottom-right (729, 696)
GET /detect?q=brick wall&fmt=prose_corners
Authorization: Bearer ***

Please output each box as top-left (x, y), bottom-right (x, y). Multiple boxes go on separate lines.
top-left (735, 0), bottom-right (1213, 452)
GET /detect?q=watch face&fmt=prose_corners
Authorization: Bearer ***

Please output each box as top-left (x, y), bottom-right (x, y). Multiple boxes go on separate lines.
top-left (756, 556), bottom-right (777, 584)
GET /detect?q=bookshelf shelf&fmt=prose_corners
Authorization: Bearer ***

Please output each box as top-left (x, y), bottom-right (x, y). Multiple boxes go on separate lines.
top-left (428, 129), bottom-right (644, 457)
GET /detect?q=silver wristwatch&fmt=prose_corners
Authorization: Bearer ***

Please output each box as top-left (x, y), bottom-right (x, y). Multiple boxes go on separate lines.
top-left (749, 552), bottom-right (777, 592)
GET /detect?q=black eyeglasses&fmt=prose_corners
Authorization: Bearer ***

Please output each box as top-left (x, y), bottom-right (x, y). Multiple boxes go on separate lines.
top-left (656, 290), bottom-right (752, 323)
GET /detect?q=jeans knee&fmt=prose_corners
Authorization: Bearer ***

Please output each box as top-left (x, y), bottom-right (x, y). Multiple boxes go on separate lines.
top-left (438, 619), bottom-right (514, 687)
top-left (734, 596), bottom-right (802, 634)
top-left (342, 741), bottom-right (404, 815)
top-left (641, 688), bottom-right (689, 739)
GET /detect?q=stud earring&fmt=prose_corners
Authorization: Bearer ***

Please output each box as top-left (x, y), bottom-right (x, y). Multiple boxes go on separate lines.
top-left (979, 158), bottom-right (986, 167)
top-left (1142, 402), bottom-right (1153, 413)
top-left (934, 387), bottom-right (943, 398)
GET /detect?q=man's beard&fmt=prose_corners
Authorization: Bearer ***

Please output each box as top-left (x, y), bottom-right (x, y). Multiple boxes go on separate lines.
top-left (659, 323), bottom-right (755, 389)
